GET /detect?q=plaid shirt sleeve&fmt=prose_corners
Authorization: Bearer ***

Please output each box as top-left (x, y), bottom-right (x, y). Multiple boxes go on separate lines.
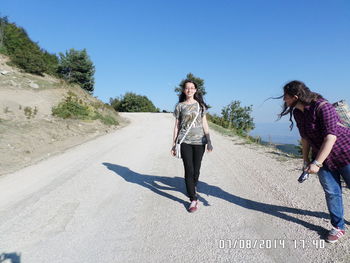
top-left (293, 109), bottom-right (306, 138)
top-left (318, 103), bottom-right (339, 137)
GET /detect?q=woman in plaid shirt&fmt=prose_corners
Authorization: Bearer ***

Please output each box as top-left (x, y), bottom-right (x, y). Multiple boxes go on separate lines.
top-left (279, 80), bottom-right (350, 243)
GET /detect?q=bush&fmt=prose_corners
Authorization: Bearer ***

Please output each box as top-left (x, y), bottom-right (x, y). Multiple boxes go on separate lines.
top-left (11, 46), bottom-right (47, 75)
top-left (23, 106), bottom-right (38, 119)
top-left (42, 50), bottom-right (59, 76)
top-left (93, 113), bottom-right (118, 125)
top-left (221, 100), bottom-right (255, 134)
top-left (52, 95), bottom-right (90, 119)
top-left (52, 92), bottom-right (118, 125)
top-left (206, 100), bottom-right (255, 138)
top-left (110, 92), bottom-right (158, 112)
top-left (1, 17), bottom-right (58, 75)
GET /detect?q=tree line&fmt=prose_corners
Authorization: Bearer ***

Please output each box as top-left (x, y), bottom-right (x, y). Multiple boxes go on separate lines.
top-left (109, 72), bottom-right (255, 136)
top-left (0, 16), bottom-right (95, 94)
top-left (0, 16), bottom-right (254, 131)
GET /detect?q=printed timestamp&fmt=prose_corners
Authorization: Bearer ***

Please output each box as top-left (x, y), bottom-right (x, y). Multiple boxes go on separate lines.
top-left (218, 239), bottom-right (325, 249)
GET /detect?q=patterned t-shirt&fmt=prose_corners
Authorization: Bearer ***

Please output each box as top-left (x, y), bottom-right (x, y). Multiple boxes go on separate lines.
top-left (293, 99), bottom-right (350, 171)
top-left (174, 102), bottom-right (207, 145)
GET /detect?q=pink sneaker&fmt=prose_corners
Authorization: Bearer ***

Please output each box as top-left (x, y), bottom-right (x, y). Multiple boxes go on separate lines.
top-left (188, 200), bottom-right (198, 213)
top-left (326, 227), bottom-right (345, 243)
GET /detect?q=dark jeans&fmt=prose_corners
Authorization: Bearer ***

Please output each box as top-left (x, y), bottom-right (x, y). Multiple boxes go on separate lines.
top-left (181, 143), bottom-right (205, 201)
top-left (318, 164), bottom-right (350, 230)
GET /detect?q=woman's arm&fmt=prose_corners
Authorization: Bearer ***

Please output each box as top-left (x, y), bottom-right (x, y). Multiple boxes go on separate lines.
top-left (308, 102), bottom-right (339, 173)
top-left (301, 138), bottom-right (311, 169)
top-left (172, 119), bottom-right (179, 145)
top-left (171, 119), bottom-right (179, 156)
top-left (315, 134), bottom-right (337, 164)
top-left (202, 114), bottom-right (213, 152)
top-left (308, 134), bottom-right (337, 173)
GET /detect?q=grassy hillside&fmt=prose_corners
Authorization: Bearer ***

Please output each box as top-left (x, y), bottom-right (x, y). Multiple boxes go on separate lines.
top-left (0, 54), bottom-right (124, 175)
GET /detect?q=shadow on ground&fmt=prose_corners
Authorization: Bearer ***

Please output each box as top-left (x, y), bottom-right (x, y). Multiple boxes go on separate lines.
top-left (0, 253), bottom-right (21, 263)
top-left (103, 162), bottom-right (348, 238)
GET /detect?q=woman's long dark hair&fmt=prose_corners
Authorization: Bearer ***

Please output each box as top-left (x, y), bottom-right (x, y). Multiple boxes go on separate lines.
top-left (179, 80), bottom-right (208, 115)
top-left (278, 80), bottom-right (323, 129)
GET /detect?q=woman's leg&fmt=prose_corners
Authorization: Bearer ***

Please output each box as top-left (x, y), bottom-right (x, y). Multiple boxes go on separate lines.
top-left (339, 164), bottom-right (350, 188)
top-left (318, 166), bottom-right (344, 229)
top-left (181, 143), bottom-right (197, 201)
top-left (192, 144), bottom-right (205, 187)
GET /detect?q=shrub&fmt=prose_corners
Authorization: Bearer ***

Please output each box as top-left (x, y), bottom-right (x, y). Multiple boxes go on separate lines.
top-left (0, 16), bottom-right (60, 77)
top-left (110, 92), bottom-right (158, 112)
top-left (1, 18), bottom-right (58, 75)
top-left (52, 92), bottom-right (118, 125)
top-left (24, 106), bottom-right (37, 119)
top-left (221, 100), bottom-right (255, 134)
top-left (93, 112), bottom-right (118, 125)
top-left (52, 94), bottom-right (90, 119)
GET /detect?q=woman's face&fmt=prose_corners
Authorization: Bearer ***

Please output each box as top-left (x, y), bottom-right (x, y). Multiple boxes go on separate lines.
top-left (283, 93), bottom-right (298, 107)
top-left (183, 82), bottom-right (197, 97)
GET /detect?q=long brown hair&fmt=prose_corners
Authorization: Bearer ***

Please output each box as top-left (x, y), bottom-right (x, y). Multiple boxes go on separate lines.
top-left (178, 80), bottom-right (208, 115)
top-left (278, 80), bottom-right (323, 129)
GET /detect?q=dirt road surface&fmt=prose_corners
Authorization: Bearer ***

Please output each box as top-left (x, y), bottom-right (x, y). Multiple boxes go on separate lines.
top-left (1, 113), bottom-right (350, 263)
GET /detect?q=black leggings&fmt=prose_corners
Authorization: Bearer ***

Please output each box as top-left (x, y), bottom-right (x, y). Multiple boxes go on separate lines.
top-left (181, 143), bottom-right (205, 201)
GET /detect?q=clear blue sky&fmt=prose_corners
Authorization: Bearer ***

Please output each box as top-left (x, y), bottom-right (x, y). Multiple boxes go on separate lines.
top-left (1, 0), bottom-right (349, 124)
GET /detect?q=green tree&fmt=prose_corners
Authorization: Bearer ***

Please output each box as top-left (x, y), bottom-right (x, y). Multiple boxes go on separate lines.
top-left (0, 16), bottom-right (59, 75)
top-left (0, 16), bottom-right (6, 53)
top-left (110, 92), bottom-right (159, 112)
top-left (42, 50), bottom-right (59, 76)
top-left (221, 100), bottom-right (255, 134)
top-left (109, 97), bottom-right (121, 111)
top-left (11, 45), bottom-right (47, 75)
top-left (3, 21), bottom-right (47, 75)
top-left (58, 48), bottom-right (95, 94)
top-left (174, 73), bottom-right (206, 96)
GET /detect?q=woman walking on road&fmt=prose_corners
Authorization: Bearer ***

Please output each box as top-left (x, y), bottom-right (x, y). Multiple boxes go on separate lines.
top-left (171, 80), bottom-right (213, 212)
top-left (279, 80), bottom-right (350, 243)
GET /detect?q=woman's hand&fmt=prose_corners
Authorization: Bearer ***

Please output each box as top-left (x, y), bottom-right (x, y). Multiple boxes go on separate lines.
top-left (307, 163), bottom-right (320, 174)
top-left (206, 141), bottom-right (213, 152)
top-left (302, 160), bottom-right (310, 172)
top-left (171, 145), bottom-right (176, 156)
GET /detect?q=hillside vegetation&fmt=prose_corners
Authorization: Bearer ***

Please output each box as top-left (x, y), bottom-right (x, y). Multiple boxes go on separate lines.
top-left (0, 54), bottom-right (123, 175)
top-left (0, 16), bottom-right (95, 94)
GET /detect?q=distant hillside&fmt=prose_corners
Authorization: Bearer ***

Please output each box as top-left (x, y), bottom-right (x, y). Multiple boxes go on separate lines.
top-left (250, 122), bottom-right (300, 145)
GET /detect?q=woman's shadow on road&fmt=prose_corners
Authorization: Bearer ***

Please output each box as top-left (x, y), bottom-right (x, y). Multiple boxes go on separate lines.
top-left (103, 162), bottom-right (344, 238)
top-left (0, 253), bottom-right (21, 263)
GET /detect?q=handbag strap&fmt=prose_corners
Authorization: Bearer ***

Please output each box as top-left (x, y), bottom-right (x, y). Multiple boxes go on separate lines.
top-left (178, 102), bottom-right (200, 144)
top-left (316, 101), bottom-right (328, 113)
top-left (316, 100), bottom-right (346, 128)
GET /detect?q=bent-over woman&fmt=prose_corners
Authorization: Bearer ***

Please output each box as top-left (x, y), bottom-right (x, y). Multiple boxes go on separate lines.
top-left (279, 80), bottom-right (350, 243)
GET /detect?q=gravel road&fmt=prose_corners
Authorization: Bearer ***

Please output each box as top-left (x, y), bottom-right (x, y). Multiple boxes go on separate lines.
top-left (1, 113), bottom-right (350, 263)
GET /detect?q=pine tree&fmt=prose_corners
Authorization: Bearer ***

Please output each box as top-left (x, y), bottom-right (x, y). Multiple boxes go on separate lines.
top-left (174, 73), bottom-right (206, 96)
top-left (58, 49), bottom-right (95, 94)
